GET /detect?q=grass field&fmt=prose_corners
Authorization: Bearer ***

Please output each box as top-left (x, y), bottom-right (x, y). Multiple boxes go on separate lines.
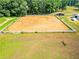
top-left (0, 17), bottom-right (17, 31)
top-left (0, 17), bottom-right (7, 24)
top-left (5, 15), bottom-right (69, 32)
top-left (0, 6), bottom-right (79, 59)
top-left (0, 33), bottom-right (79, 59)
top-left (58, 6), bottom-right (79, 31)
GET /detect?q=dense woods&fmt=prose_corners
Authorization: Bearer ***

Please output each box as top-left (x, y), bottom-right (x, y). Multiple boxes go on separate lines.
top-left (0, 0), bottom-right (78, 17)
top-left (0, 0), bottom-right (28, 16)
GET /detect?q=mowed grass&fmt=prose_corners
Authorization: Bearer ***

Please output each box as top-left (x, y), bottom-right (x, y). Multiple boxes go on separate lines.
top-left (59, 16), bottom-right (79, 31)
top-left (58, 6), bottom-right (79, 32)
top-left (0, 17), bottom-right (17, 31)
top-left (0, 33), bottom-right (79, 59)
top-left (0, 6), bottom-right (79, 59)
top-left (0, 36), bottom-right (23, 59)
top-left (0, 17), bottom-right (7, 24)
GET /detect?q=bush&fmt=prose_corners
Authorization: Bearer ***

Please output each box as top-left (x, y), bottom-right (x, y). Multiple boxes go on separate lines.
top-left (0, 13), bottom-right (4, 17)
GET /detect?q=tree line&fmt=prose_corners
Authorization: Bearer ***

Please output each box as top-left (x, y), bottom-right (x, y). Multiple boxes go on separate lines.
top-left (0, 0), bottom-right (78, 17)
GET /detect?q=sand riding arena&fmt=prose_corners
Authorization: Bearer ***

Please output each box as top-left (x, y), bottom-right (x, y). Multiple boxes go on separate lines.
top-left (5, 15), bottom-right (70, 32)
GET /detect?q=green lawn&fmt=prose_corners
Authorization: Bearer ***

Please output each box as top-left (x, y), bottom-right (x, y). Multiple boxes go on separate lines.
top-left (0, 17), bottom-right (7, 24)
top-left (58, 6), bottom-right (79, 32)
top-left (59, 16), bottom-right (79, 31)
top-left (0, 17), bottom-right (17, 31)
top-left (62, 6), bottom-right (79, 15)
top-left (0, 37), bottom-right (23, 59)
top-left (0, 32), bottom-right (79, 59)
top-left (0, 6), bottom-right (79, 59)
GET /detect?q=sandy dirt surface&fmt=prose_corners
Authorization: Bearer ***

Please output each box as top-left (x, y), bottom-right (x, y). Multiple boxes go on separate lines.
top-left (6, 15), bottom-right (69, 32)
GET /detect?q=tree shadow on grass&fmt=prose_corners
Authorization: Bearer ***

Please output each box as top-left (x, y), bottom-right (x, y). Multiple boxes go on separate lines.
top-left (74, 9), bottom-right (79, 12)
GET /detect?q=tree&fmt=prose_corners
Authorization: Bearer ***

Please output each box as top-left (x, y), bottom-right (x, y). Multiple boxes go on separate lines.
top-left (0, 0), bottom-right (29, 17)
top-left (60, 0), bottom-right (68, 10)
top-left (6, 0), bottom-right (29, 16)
top-left (67, 0), bottom-right (77, 6)
top-left (75, 2), bottom-right (79, 9)
top-left (0, 0), bottom-right (69, 16)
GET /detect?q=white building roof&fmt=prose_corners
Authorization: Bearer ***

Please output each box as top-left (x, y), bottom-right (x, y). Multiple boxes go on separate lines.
top-left (72, 18), bottom-right (78, 21)
top-left (74, 14), bottom-right (79, 16)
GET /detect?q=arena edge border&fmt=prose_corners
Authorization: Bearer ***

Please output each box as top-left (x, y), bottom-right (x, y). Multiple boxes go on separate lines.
top-left (55, 15), bottom-right (76, 32)
top-left (0, 18), bottom-right (19, 33)
top-left (0, 15), bottom-right (76, 34)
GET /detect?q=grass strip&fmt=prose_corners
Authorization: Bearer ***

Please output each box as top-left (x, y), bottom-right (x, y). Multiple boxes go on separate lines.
top-left (0, 18), bottom-right (17, 31)
top-left (0, 17), bottom-right (7, 24)
top-left (59, 16), bottom-right (79, 32)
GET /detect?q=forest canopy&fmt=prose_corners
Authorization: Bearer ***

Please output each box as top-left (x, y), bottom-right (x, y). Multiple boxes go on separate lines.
top-left (0, 0), bottom-right (78, 17)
